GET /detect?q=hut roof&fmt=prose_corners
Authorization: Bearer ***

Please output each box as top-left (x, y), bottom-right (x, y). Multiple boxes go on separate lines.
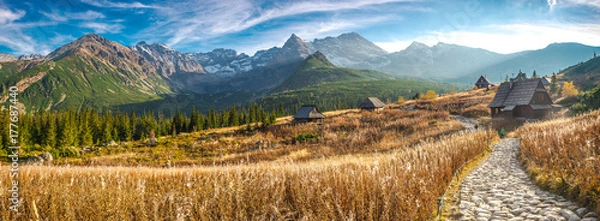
top-left (360, 97), bottom-right (386, 109)
top-left (540, 77), bottom-right (551, 86)
top-left (293, 105), bottom-right (325, 119)
top-left (488, 79), bottom-right (548, 108)
top-left (475, 75), bottom-right (492, 86)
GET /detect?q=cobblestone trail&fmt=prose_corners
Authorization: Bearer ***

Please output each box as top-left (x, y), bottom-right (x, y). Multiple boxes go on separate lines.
top-left (454, 138), bottom-right (598, 221)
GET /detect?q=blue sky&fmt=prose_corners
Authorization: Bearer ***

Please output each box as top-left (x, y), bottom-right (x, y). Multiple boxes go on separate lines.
top-left (1, 0), bottom-right (599, 56)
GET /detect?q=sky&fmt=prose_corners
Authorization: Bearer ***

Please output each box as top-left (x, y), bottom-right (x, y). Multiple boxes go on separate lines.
top-left (1, 0), bottom-right (600, 56)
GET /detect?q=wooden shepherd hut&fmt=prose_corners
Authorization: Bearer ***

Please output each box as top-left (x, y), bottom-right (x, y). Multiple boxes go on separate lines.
top-left (293, 105), bottom-right (326, 123)
top-left (359, 97), bottom-right (386, 111)
top-left (488, 78), bottom-right (558, 119)
top-left (475, 75), bottom-right (494, 89)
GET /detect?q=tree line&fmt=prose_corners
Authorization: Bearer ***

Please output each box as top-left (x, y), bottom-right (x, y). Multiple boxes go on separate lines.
top-left (0, 103), bottom-right (282, 157)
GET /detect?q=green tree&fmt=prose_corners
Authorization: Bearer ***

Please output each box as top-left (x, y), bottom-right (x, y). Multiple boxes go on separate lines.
top-left (505, 75), bottom-right (509, 82)
top-left (229, 106), bottom-right (239, 126)
top-left (532, 70), bottom-right (538, 79)
top-left (43, 112), bottom-right (57, 148)
top-left (550, 72), bottom-right (559, 94)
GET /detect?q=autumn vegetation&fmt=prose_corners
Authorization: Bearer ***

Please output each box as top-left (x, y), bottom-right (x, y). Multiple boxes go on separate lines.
top-left (0, 130), bottom-right (492, 221)
top-left (516, 109), bottom-right (600, 213)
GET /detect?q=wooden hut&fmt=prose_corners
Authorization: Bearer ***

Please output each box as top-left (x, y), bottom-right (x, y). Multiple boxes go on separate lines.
top-left (359, 97), bottom-right (385, 111)
top-left (488, 78), bottom-right (558, 119)
top-left (293, 105), bottom-right (325, 123)
top-left (475, 75), bottom-right (493, 89)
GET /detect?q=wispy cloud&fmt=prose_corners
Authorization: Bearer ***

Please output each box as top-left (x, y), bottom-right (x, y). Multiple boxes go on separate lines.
top-left (82, 22), bottom-right (124, 34)
top-left (80, 0), bottom-right (160, 9)
top-left (41, 10), bottom-right (105, 22)
top-left (564, 0), bottom-right (600, 8)
top-left (0, 7), bottom-right (25, 24)
top-left (139, 0), bottom-right (417, 49)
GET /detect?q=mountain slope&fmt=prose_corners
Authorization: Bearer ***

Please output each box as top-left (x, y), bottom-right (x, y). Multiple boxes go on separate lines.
top-left (275, 51), bottom-right (394, 91)
top-left (459, 42), bottom-right (600, 84)
top-left (310, 32), bottom-right (389, 69)
top-left (132, 41), bottom-right (205, 78)
top-left (562, 55), bottom-right (600, 90)
top-left (2, 34), bottom-right (173, 111)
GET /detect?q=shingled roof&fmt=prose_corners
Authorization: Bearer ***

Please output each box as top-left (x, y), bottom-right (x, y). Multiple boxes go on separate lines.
top-left (488, 79), bottom-right (546, 108)
top-left (360, 97), bottom-right (386, 109)
top-left (293, 105), bottom-right (325, 120)
top-left (475, 75), bottom-right (492, 86)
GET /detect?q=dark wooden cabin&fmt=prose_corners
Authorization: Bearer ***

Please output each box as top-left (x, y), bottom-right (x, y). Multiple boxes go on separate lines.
top-left (293, 105), bottom-right (326, 123)
top-left (475, 75), bottom-right (494, 89)
top-left (359, 97), bottom-right (385, 111)
top-left (488, 79), bottom-right (558, 119)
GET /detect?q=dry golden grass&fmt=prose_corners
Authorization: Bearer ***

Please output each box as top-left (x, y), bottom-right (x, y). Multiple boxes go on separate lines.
top-left (0, 130), bottom-right (492, 221)
top-left (516, 109), bottom-right (600, 213)
top-left (53, 109), bottom-right (463, 167)
top-left (392, 89), bottom-right (494, 119)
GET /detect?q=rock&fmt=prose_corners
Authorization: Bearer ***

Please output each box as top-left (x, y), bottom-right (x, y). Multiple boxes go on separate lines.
top-left (577, 208), bottom-right (589, 216)
top-left (24, 156), bottom-right (44, 165)
top-left (584, 212), bottom-right (598, 218)
top-left (560, 209), bottom-right (578, 219)
top-left (581, 218), bottom-right (598, 221)
top-left (40, 151), bottom-right (53, 162)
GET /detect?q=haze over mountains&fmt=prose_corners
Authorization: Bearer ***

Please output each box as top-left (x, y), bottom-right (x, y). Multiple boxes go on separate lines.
top-left (0, 32), bottom-right (598, 112)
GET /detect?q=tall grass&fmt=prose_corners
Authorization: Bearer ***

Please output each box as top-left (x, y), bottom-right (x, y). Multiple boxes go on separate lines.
top-left (517, 109), bottom-right (600, 212)
top-left (0, 130), bottom-right (491, 221)
top-left (55, 109), bottom-right (463, 167)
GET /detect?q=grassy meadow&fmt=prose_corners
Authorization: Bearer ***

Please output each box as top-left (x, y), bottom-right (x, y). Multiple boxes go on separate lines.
top-left (0, 129), bottom-right (492, 221)
top-left (0, 89), bottom-right (500, 220)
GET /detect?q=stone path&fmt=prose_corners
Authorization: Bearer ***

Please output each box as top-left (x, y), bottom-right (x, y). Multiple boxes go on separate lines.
top-left (453, 138), bottom-right (598, 221)
top-left (451, 115), bottom-right (478, 131)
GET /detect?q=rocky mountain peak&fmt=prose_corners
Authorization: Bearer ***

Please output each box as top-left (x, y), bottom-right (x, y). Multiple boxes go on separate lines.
top-left (270, 34), bottom-right (312, 66)
top-left (406, 41), bottom-right (429, 51)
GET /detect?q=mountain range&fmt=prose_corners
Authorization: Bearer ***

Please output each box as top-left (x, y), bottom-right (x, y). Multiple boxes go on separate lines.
top-left (0, 32), bottom-right (599, 112)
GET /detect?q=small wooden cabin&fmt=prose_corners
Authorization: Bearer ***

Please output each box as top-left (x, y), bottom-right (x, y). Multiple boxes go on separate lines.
top-left (475, 75), bottom-right (494, 89)
top-left (293, 105), bottom-right (326, 123)
top-left (488, 79), bottom-right (558, 119)
top-left (359, 97), bottom-right (385, 111)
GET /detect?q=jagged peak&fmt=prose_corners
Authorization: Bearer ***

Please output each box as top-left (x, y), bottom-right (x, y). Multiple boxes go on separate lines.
top-left (407, 41), bottom-right (429, 49)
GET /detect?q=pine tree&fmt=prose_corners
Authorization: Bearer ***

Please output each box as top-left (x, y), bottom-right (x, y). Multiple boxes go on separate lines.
top-left (505, 75), bottom-right (509, 82)
top-left (550, 72), bottom-right (559, 94)
top-left (80, 120), bottom-right (93, 147)
top-left (230, 106), bottom-right (239, 126)
top-left (43, 112), bottom-right (57, 148)
top-left (532, 70), bottom-right (538, 79)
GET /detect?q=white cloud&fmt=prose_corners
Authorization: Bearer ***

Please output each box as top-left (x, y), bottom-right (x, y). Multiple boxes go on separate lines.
top-left (139, 0), bottom-right (415, 51)
top-left (82, 22), bottom-right (123, 34)
top-left (41, 10), bottom-right (105, 21)
top-left (80, 0), bottom-right (159, 9)
top-left (0, 7), bottom-right (25, 24)
top-left (564, 0), bottom-right (600, 8)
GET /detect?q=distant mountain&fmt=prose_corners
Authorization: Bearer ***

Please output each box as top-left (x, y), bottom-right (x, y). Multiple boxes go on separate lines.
top-left (460, 42), bottom-right (600, 84)
top-left (132, 41), bottom-right (205, 78)
top-left (1, 34), bottom-right (173, 111)
top-left (2, 32), bottom-right (598, 113)
top-left (0, 53), bottom-right (44, 62)
top-left (270, 34), bottom-right (312, 66)
top-left (0, 53), bottom-right (17, 62)
top-left (381, 42), bottom-right (505, 79)
top-left (310, 32), bottom-right (389, 69)
top-left (275, 51), bottom-right (394, 91)
top-left (188, 48), bottom-right (251, 77)
top-left (561, 55), bottom-right (600, 90)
